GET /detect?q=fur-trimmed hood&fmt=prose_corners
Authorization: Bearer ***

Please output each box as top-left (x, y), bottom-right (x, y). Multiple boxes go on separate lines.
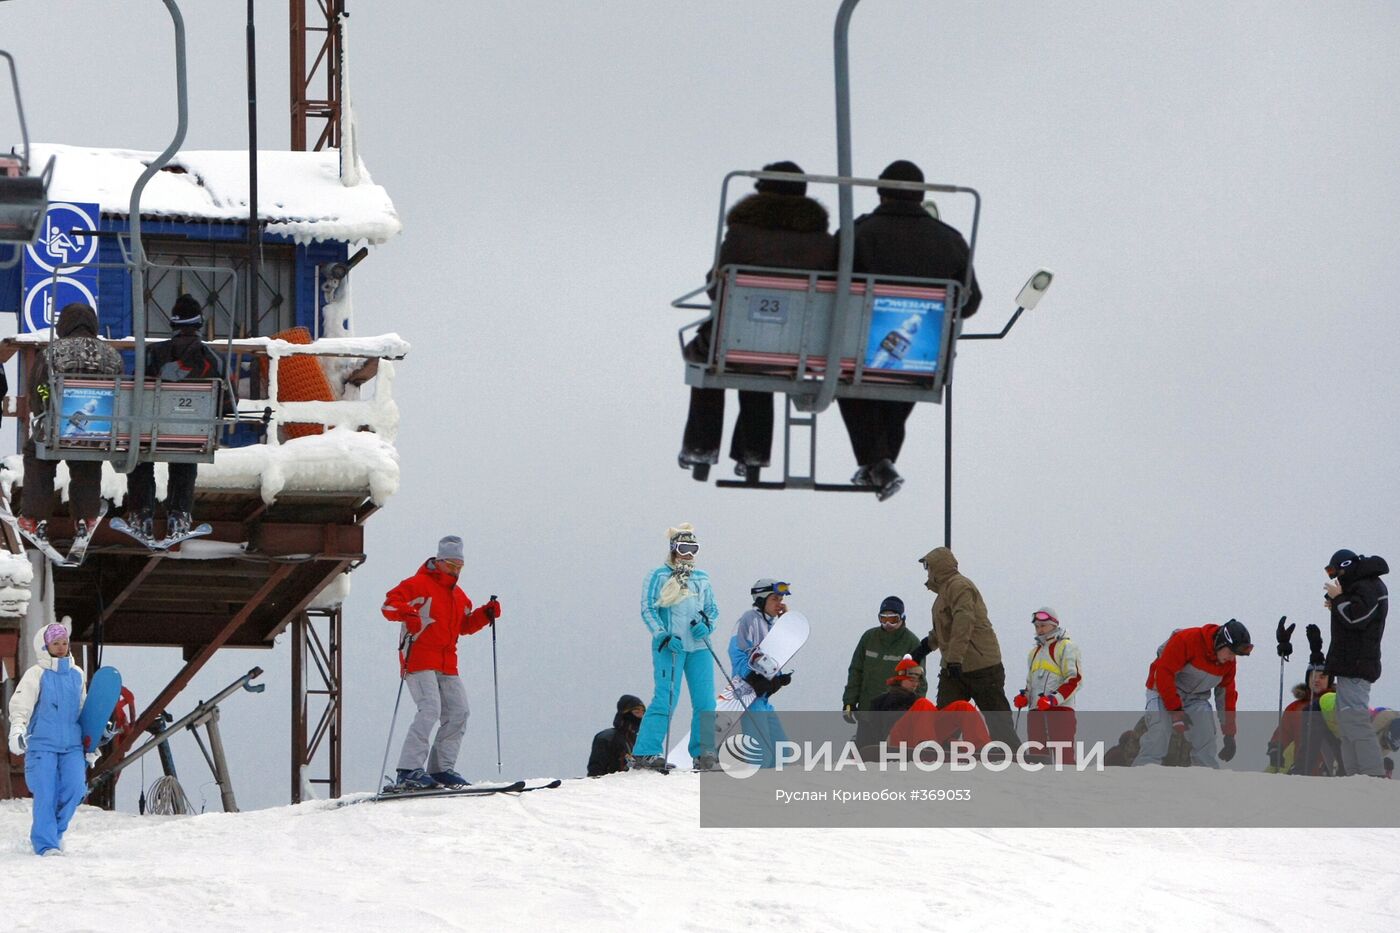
top-left (726, 193), bottom-right (830, 234)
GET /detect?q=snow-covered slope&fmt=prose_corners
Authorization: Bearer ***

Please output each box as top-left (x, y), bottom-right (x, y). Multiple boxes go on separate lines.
top-left (2, 771), bottom-right (1396, 932)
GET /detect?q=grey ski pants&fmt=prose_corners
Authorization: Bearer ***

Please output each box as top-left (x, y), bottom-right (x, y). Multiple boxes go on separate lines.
top-left (1335, 676), bottom-right (1385, 777)
top-left (1134, 690), bottom-right (1220, 768)
top-left (397, 671), bottom-right (470, 773)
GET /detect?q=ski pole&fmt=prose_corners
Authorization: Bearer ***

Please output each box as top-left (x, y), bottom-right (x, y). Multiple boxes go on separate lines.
top-left (490, 595), bottom-right (501, 775)
top-left (377, 629), bottom-right (417, 791)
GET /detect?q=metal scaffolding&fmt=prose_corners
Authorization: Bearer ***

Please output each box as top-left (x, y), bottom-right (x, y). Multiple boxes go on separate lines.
top-left (292, 605), bottom-right (342, 802)
top-left (289, 0), bottom-right (344, 151)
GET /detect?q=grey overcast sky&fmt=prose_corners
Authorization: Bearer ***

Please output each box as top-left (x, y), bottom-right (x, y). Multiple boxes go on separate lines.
top-left (3, 2), bottom-right (1398, 809)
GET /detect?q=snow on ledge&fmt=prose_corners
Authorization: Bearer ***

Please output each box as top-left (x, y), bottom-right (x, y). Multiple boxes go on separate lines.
top-left (30, 143), bottom-right (402, 245)
top-left (6, 332), bottom-right (411, 360)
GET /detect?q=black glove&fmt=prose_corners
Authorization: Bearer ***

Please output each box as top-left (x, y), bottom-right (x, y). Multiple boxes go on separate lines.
top-left (1219, 735), bottom-right (1237, 762)
top-left (743, 671), bottom-right (776, 697)
top-left (910, 637), bottom-right (933, 665)
top-left (944, 662), bottom-right (963, 680)
top-left (1306, 623), bottom-right (1325, 667)
top-left (767, 672), bottom-right (792, 698)
top-left (1275, 616), bottom-right (1294, 660)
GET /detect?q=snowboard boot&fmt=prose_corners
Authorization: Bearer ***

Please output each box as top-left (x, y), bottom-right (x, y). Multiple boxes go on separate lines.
top-left (124, 510), bottom-right (154, 540)
top-left (394, 768), bottom-right (441, 790)
top-left (692, 754), bottom-right (720, 772)
top-left (628, 755), bottom-right (670, 772)
top-left (429, 769), bottom-right (470, 788)
top-left (167, 511), bottom-right (193, 539)
top-left (869, 459), bottom-right (904, 502)
top-left (678, 448), bottom-right (716, 483)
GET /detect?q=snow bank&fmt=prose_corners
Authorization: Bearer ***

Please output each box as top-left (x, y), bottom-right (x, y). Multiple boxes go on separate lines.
top-left (29, 144), bottom-right (402, 245)
top-left (0, 771), bottom-right (1395, 931)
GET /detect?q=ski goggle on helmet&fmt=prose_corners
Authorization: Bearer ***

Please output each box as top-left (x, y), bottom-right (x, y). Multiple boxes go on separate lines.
top-left (670, 530), bottom-right (699, 557)
top-left (751, 579), bottom-right (791, 604)
top-left (1031, 608), bottom-right (1059, 626)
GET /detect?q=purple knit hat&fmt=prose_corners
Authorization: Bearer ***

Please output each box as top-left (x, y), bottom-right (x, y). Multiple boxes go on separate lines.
top-left (43, 623), bottom-right (68, 646)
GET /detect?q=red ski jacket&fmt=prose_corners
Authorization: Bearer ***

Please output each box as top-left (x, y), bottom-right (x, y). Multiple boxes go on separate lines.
top-left (1144, 624), bottom-right (1238, 735)
top-left (381, 561), bottom-right (493, 675)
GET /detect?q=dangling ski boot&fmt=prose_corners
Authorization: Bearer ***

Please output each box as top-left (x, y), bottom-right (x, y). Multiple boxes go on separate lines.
top-left (64, 504), bottom-right (108, 566)
top-left (168, 511), bottom-right (192, 539)
top-left (869, 459), bottom-right (904, 502)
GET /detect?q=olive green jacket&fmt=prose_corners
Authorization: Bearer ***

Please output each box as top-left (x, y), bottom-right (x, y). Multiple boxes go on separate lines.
top-left (842, 623), bottom-right (925, 709)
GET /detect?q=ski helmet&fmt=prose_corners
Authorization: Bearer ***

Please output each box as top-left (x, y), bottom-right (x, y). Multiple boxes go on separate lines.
top-left (1327, 549), bottom-right (1358, 579)
top-left (1031, 607), bottom-right (1060, 626)
top-left (1213, 619), bottom-right (1253, 656)
top-left (751, 579), bottom-right (791, 608)
top-left (878, 596), bottom-right (905, 620)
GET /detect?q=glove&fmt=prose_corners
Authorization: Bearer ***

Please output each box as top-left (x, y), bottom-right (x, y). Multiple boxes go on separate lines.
top-left (8, 731), bottom-right (25, 757)
top-left (842, 705), bottom-right (857, 725)
top-left (690, 616), bottom-right (713, 639)
top-left (944, 662), bottom-right (963, 680)
top-left (652, 631), bottom-right (684, 655)
top-left (1220, 735), bottom-right (1237, 762)
top-left (1170, 710), bottom-right (1190, 735)
top-left (408, 597), bottom-right (434, 634)
top-left (483, 599), bottom-right (501, 622)
top-left (85, 751), bottom-right (99, 767)
top-left (743, 671), bottom-right (777, 697)
top-left (766, 672), bottom-right (792, 698)
top-left (1275, 616), bottom-right (1295, 660)
top-left (909, 637), bottom-right (933, 665)
top-left (1037, 694), bottom-right (1060, 711)
top-left (1013, 690), bottom-right (1029, 710)
top-left (1306, 623), bottom-right (1326, 667)
top-left (1266, 740), bottom-right (1282, 770)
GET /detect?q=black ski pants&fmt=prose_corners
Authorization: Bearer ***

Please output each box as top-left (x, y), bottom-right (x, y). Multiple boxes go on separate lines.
top-left (935, 662), bottom-right (1020, 750)
top-left (838, 398), bottom-right (915, 467)
top-left (20, 440), bottom-right (103, 522)
top-left (681, 387), bottom-right (774, 466)
top-left (125, 461), bottom-right (198, 516)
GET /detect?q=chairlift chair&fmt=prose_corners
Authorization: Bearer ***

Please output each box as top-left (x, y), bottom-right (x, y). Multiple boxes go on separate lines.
top-left (0, 50), bottom-right (54, 246)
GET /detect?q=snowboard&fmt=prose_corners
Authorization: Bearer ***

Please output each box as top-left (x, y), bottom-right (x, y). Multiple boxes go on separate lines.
top-left (78, 666), bottom-right (123, 754)
top-left (110, 516), bottom-right (213, 551)
top-left (666, 610), bottom-right (811, 768)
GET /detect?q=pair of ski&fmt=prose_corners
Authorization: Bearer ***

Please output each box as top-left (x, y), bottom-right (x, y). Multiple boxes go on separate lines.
top-left (369, 778), bottom-right (563, 804)
top-left (0, 500), bottom-right (105, 568)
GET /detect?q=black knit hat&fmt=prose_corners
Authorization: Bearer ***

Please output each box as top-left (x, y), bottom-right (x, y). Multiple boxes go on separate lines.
top-left (877, 159), bottom-right (924, 201)
top-left (755, 161), bottom-right (806, 197)
top-left (169, 294), bottom-right (204, 328)
top-left (879, 595), bottom-right (905, 619)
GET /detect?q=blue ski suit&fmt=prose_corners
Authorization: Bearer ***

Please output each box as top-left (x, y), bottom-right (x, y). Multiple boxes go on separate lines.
top-left (729, 608), bottom-right (791, 768)
top-left (635, 563), bottom-right (718, 760)
top-left (7, 626), bottom-right (87, 855)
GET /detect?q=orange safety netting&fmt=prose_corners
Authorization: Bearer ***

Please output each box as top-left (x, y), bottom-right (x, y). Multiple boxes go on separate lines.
top-left (263, 326), bottom-right (334, 439)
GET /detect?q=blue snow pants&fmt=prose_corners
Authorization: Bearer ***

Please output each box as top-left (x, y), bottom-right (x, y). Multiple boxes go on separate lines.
top-left (25, 747), bottom-right (86, 855)
top-left (739, 695), bottom-right (790, 769)
top-left (634, 648), bottom-right (715, 759)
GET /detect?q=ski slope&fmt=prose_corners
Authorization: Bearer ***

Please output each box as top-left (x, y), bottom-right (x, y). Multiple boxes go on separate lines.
top-left (2, 770), bottom-right (1397, 932)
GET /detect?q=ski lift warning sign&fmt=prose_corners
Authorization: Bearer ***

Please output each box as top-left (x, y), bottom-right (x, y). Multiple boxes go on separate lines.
top-left (21, 201), bottom-right (100, 334)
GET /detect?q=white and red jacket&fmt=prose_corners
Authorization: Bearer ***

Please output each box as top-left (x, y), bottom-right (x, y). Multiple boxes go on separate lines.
top-left (1024, 628), bottom-right (1082, 709)
top-left (381, 560), bottom-right (494, 675)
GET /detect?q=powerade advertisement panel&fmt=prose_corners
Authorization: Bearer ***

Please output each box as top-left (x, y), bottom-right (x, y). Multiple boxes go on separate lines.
top-left (59, 384), bottom-right (116, 438)
top-left (864, 295), bottom-right (944, 373)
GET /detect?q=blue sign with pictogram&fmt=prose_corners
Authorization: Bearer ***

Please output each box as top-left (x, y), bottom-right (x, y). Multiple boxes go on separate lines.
top-left (22, 201), bottom-right (101, 333)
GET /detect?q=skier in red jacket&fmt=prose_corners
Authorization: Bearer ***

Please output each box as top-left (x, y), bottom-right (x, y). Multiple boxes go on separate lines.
top-left (380, 535), bottom-right (501, 789)
top-left (1134, 620), bottom-right (1251, 768)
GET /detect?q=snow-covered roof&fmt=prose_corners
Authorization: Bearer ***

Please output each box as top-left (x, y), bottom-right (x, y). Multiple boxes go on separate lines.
top-left (28, 143), bottom-right (402, 245)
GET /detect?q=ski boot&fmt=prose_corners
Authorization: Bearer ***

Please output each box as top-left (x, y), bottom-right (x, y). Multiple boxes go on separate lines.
top-left (429, 769), bottom-right (471, 788)
top-left (167, 511), bottom-right (192, 539)
top-left (692, 754), bottom-right (720, 772)
top-left (392, 768), bottom-right (441, 791)
top-left (734, 460), bottom-right (764, 485)
top-left (678, 448), bottom-right (715, 483)
top-left (869, 459), bottom-right (904, 502)
top-left (850, 465), bottom-right (873, 487)
top-left (627, 755), bottom-right (670, 773)
top-left (17, 516), bottom-right (45, 541)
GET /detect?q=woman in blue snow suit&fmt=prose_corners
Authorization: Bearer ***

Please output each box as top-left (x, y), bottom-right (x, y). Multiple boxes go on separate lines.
top-left (633, 523), bottom-right (719, 771)
top-left (728, 579), bottom-right (794, 768)
top-left (7, 620), bottom-right (92, 856)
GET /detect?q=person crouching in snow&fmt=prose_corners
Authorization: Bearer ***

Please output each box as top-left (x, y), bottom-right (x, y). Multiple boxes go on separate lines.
top-left (884, 657), bottom-right (992, 758)
top-left (7, 619), bottom-right (96, 856)
top-left (380, 535), bottom-right (501, 790)
top-left (588, 694), bottom-right (645, 777)
top-left (1015, 607), bottom-right (1082, 764)
top-left (1134, 619), bottom-right (1251, 768)
top-left (854, 654), bottom-right (927, 757)
top-left (632, 523), bottom-right (719, 772)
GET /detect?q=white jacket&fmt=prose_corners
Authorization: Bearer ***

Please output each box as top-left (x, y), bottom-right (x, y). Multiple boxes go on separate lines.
top-left (7, 624), bottom-right (86, 746)
top-left (1024, 628), bottom-right (1082, 709)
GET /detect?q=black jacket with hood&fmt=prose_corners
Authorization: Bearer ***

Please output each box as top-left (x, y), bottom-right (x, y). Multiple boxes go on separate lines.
top-left (852, 200), bottom-right (982, 317)
top-left (1326, 555), bottom-right (1389, 682)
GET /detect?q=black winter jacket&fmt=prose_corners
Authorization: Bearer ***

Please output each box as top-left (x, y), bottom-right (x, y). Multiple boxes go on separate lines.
top-left (852, 201), bottom-right (982, 318)
top-left (146, 331), bottom-right (235, 415)
top-left (1326, 555), bottom-right (1389, 682)
top-left (587, 711), bottom-right (640, 777)
top-left (706, 192), bottom-right (838, 298)
top-left (853, 687), bottom-right (919, 751)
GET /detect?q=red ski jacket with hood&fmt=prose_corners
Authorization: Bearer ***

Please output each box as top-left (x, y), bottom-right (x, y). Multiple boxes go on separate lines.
top-left (381, 560), bottom-right (493, 675)
top-left (1144, 624), bottom-right (1238, 736)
